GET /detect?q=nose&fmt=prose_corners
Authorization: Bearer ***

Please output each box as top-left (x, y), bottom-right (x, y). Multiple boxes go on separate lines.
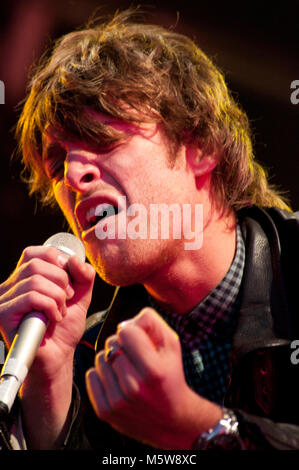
top-left (64, 152), bottom-right (101, 193)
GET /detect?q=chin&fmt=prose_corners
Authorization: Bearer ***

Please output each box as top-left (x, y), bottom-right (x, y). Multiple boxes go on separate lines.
top-left (87, 238), bottom-right (175, 287)
top-left (95, 263), bottom-right (146, 287)
top-left (85, 248), bottom-right (137, 286)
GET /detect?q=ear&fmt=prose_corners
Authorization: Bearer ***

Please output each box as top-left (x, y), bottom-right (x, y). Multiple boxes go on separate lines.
top-left (186, 145), bottom-right (218, 177)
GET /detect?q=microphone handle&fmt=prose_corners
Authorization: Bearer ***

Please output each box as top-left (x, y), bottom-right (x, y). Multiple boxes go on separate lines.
top-left (0, 312), bottom-right (48, 414)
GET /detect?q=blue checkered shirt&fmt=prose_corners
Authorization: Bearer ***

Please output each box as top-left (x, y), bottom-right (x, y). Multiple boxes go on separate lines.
top-left (149, 225), bottom-right (245, 405)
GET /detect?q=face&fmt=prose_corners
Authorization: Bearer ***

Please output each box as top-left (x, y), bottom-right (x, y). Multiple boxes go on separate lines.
top-left (42, 112), bottom-right (199, 286)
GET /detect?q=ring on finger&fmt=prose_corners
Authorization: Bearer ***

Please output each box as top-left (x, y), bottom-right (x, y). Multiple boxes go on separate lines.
top-left (105, 345), bottom-right (124, 365)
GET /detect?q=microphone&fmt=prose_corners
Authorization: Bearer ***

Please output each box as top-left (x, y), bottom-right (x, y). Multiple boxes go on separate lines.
top-left (0, 233), bottom-right (85, 417)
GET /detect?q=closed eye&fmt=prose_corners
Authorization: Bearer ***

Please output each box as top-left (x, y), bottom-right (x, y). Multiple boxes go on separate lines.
top-left (91, 141), bottom-right (123, 154)
top-left (43, 143), bottom-right (67, 180)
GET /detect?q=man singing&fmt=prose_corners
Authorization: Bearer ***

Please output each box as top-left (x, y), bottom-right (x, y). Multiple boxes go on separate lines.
top-left (0, 8), bottom-right (298, 450)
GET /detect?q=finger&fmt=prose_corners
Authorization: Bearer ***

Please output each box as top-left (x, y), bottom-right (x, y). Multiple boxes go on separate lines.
top-left (118, 307), bottom-right (178, 350)
top-left (17, 246), bottom-right (67, 269)
top-left (95, 351), bottom-right (127, 412)
top-left (17, 258), bottom-right (73, 296)
top-left (67, 256), bottom-right (95, 285)
top-left (65, 257), bottom-right (95, 310)
top-left (116, 308), bottom-right (180, 375)
top-left (17, 246), bottom-right (94, 298)
top-left (116, 324), bottom-right (161, 378)
top-left (105, 336), bottom-right (141, 399)
top-left (0, 275), bottom-right (69, 317)
top-left (1, 290), bottom-right (64, 330)
top-left (104, 334), bottom-right (125, 362)
top-left (85, 368), bottom-right (111, 420)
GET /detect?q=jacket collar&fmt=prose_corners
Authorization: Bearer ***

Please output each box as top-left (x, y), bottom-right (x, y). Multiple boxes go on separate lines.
top-left (230, 208), bottom-right (290, 368)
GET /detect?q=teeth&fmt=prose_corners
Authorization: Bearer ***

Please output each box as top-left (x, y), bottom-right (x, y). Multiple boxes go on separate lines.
top-left (85, 203), bottom-right (117, 227)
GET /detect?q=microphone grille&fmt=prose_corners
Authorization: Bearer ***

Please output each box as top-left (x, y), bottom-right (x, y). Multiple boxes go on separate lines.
top-left (44, 232), bottom-right (85, 262)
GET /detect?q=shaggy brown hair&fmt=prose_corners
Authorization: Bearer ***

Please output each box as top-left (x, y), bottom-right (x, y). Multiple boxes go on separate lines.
top-left (16, 8), bottom-right (290, 211)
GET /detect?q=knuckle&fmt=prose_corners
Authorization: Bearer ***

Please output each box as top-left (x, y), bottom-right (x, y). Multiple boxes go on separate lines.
top-left (124, 381), bottom-right (141, 401)
top-left (46, 296), bottom-right (57, 310)
top-left (27, 275), bottom-right (65, 306)
top-left (24, 291), bottom-right (42, 313)
top-left (117, 325), bottom-right (132, 343)
top-left (29, 273), bottom-right (44, 290)
top-left (44, 246), bottom-right (59, 261)
top-left (26, 291), bottom-right (38, 305)
top-left (21, 246), bottom-right (35, 261)
top-left (43, 297), bottom-right (59, 319)
top-left (26, 291), bottom-right (55, 313)
top-left (139, 307), bottom-right (155, 321)
top-left (133, 307), bottom-right (158, 329)
top-left (26, 259), bottom-right (41, 275)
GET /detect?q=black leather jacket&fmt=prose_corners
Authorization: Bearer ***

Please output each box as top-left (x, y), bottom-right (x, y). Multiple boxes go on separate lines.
top-left (68, 206), bottom-right (299, 450)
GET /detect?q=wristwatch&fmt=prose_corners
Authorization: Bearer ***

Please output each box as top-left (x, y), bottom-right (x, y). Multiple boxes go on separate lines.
top-left (192, 407), bottom-right (245, 450)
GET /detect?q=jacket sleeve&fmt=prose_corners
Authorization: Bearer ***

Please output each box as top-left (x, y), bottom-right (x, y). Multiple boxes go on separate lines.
top-left (225, 344), bottom-right (299, 450)
top-left (235, 409), bottom-right (299, 450)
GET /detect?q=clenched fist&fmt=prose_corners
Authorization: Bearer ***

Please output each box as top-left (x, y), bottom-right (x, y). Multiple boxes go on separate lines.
top-left (86, 307), bottom-right (222, 449)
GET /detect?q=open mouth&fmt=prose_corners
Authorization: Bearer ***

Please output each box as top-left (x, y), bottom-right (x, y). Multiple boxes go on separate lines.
top-left (75, 195), bottom-right (125, 237)
top-left (85, 203), bottom-right (119, 230)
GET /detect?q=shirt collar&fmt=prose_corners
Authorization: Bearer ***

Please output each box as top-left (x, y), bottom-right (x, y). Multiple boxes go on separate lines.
top-left (148, 225), bottom-right (246, 345)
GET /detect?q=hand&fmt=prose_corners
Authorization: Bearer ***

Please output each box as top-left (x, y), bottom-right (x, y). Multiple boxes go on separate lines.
top-left (86, 307), bottom-right (222, 449)
top-left (0, 244), bottom-right (95, 449)
top-left (0, 244), bottom-right (95, 381)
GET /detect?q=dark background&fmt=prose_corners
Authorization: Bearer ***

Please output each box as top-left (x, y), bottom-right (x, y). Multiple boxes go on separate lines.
top-left (0, 0), bottom-right (298, 313)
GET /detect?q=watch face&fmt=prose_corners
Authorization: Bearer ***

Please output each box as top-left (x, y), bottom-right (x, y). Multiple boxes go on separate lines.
top-left (193, 408), bottom-right (243, 450)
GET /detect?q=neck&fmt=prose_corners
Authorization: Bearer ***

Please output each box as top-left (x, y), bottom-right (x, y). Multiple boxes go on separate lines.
top-left (143, 206), bottom-right (237, 315)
